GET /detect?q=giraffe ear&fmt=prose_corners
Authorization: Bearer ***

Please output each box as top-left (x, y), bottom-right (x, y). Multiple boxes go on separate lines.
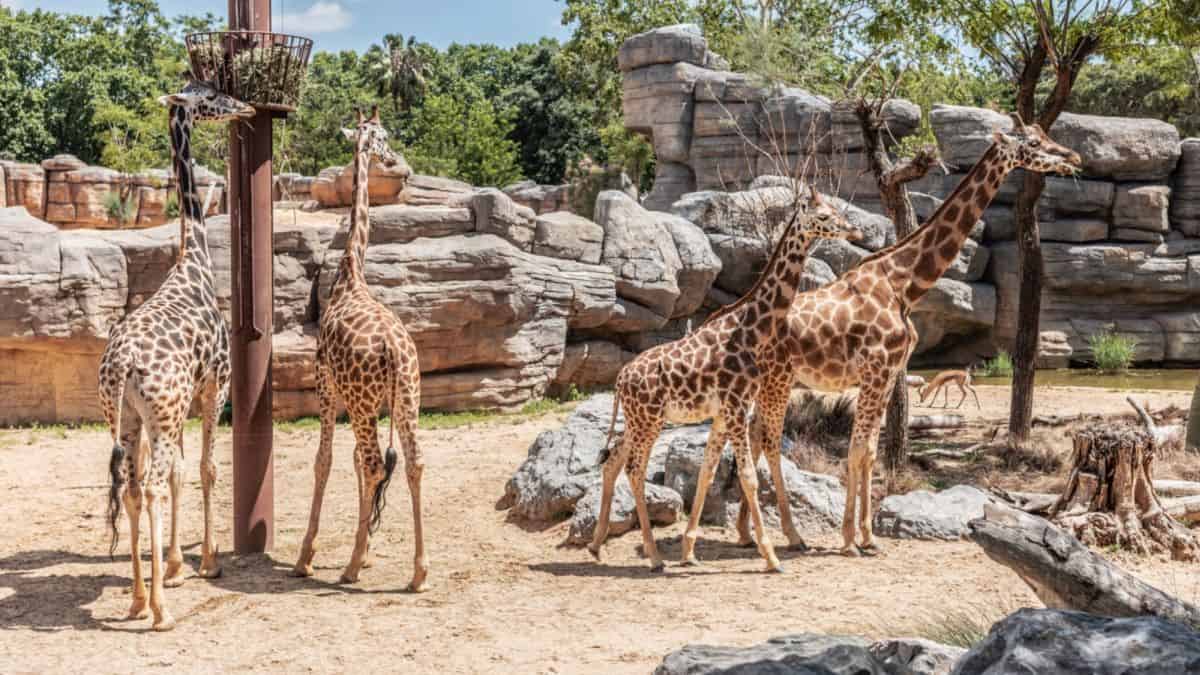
top-left (1008, 112), bottom-right (1025, 131)
top-left (370, 104), bottom-right (381, 123)
top-left (356, 107), bottom-right (365, 124)
top-left (341, 127), bottom-right (356, 141)
top-left (809, 183), bottom-right (822, 204)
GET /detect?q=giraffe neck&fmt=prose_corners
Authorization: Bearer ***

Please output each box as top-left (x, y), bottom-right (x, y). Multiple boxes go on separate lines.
top-left (336, 131), bottom-right (371, 291)
top-left (169, 104), bottom-right (209, 265)
top-left (883, 144), bottom-right (1011, 305)
top-left (704, 215), bottom-right (811, 339)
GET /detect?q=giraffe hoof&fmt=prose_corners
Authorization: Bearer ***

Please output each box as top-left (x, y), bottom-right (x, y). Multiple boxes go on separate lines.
top-left (735, 538), bottom-right (757, 549)
top-left (406, 580), bottom-right (429, 593)
top-left (787, 539), bottom-right (810, 552)
top-left (766, 563), bottom-right (787, 574)
top-left (152, 613), bottom-right (177, 632)
top-left (840, 546), bottom-right (861, 558)
top-left (163, 572), bottom-right (186, 588)
top-left (289, 564), bottom-right (314, 578)
top-left (339, 571), bottom-right (360, 584)
top-left (859, 542), bottom-right (883, 557)
top-left (127, 600), bottom-right (149, 620)
top-left (680, 557), bottom-right (702, 567)
top-left (649, 562), bottom-right (665, 573)
top-left (586, 544), bottom-right (602, 561)
top-left (198, 563), bottom-right (222, 579)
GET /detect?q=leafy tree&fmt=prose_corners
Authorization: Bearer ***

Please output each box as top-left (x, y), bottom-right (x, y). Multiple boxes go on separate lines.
top-left (363, 33), bottom-right (429, 114)
top-left (405, 93), bottom-right (524, 187)
top-left (279, 50), bottom-right (378, 176)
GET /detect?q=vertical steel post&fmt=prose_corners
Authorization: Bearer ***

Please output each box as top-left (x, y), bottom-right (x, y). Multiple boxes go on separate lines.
top-left (229, 0), bottom-right (274, 554)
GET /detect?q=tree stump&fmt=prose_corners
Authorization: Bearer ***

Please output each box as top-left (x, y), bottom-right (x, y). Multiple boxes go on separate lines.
top-left (1050, 425), bottom-right (1200, 561)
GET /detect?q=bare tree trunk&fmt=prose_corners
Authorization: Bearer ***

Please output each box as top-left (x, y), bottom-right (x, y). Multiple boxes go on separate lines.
top-left (1188, 375), bottom-right (1200, 451)
top-left (1008, 171), bottom-right (1046, 442)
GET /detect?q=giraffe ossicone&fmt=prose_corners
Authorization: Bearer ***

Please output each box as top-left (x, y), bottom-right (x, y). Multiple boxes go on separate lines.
top-left (97, 77), bottom-right (252, 631)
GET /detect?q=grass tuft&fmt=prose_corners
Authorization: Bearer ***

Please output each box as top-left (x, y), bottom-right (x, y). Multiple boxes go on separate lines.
top-left (979, 351), bottom-right (1014, 378)
top-left (1089, 332), bottom-right (1136, 372)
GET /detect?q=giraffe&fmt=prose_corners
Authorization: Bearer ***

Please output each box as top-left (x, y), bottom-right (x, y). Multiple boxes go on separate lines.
top-left (736, 114), bottom-right (1082, 556)
top-left (98, 78), bottom-right (254, 631)
top-left (587, 186), bottom-right (863, 572)
top-left (291, 106), bottom-right (428, 592)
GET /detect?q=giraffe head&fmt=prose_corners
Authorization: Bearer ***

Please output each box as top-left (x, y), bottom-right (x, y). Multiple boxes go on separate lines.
top-left (993, 114), bottom-right (1081, 175)
top-left (342, 105), bottom-right (401, 167)
top-left (158, 76), bottom-right (255, 121)
top-left (798, 185), bottom-right (863, 244)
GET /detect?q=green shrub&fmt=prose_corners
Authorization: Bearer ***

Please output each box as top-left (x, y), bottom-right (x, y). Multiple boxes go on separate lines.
top-left (980, 350), bottom-right (1013, 378)
top-left (1089, 332), bottom-right (1136, 372)
top-left (103, 191), bottom-right (137, 225)
top-left (165, 193), bottom-right (180, 220)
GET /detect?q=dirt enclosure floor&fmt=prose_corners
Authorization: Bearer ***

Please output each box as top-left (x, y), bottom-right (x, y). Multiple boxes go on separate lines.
top-left (1, 384), bottom-right (1197, 673)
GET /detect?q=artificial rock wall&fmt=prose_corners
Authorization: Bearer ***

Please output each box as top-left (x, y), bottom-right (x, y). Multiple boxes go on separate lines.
top-left (620, 24), bottom-right (1200, 367)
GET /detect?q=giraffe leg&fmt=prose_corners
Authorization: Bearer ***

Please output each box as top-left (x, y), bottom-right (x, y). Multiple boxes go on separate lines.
top-left (163, 460), bottom-right (185, 587)
top-left (143, 431), bottom-right (179, 631)
top-left (734, 423), bottom-right (756, 548)
top-left (851, 382), bottom-right (888, 556)
top-left (757, 385), bottom-right (807, 550)
top-left (122, 450), bottom-right (148, 620)
top-left (681, 422), bottom-right (726, 566)
top-left (626, 455), bottom-right (664, 572)
top-left (840, 459), bottom-right (861, 557)
top-left (728, 414), bottom-right (782, 573)
top-left (198, 375), bottom-right (224, 579)
top-left (586, 436), bottom-right (628, 561)
top-left (341, 414), bottom-right (381, 584)
top-left (293, 365), bottom-right (336, 578)
top-left (399, 416), bottom-right (428, 593)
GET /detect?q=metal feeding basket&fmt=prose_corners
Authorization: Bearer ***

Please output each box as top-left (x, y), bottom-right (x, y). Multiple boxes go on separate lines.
top-left (185, 31), bottom-right (313, 112)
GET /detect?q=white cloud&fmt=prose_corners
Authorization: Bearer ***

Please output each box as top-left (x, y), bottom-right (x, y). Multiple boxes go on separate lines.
top-left (278, 2), bottom-right (351, 35)
top-left (0, 0), bottom-right (21, 9)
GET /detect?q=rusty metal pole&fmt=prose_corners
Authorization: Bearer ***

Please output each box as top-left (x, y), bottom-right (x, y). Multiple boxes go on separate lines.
top-left (229, 0), bottom-right (274, 553)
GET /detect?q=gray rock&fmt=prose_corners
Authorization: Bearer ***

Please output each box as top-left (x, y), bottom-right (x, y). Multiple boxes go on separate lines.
top-left (594, 190), bottom-right (684, 328)
top-left (329, 205), bottom-right (474, 246)
top-left (1050, 112), bottom-right (1182, 181)
top-left (810, 238), bottom-right (871, 275)
top-left (663, 426), bottom-right (844, 530)
top-left (874, 485), bottom-right (994, 541)
top-left (532, 211), bottom-right (604, 264)
top-left (827, 196), bottom-right (895, 251)
top-left (930, 105), bottom-right (1012, 171)
top-left (504, 394), bottom-right (624, 521)
top-left (1112, 227), bottom-right (1166, 244)
top-left (551, 340), bottom-right (635, 393)
top-left (870, 638), bottom-right (965, 675)
top-left (645, 162), bottom-right (697, 212)
top-left (566, 475), bottom-right (682, 545)
top-left (618, 24), bottom-right (708, 72)
top-left (1112, 183), bottom-right (1171, 232)
top-left (1042, 176), bottom-right (1114, 215)
top-left (661, 213), bottom-right (722, 317)
top-left (655, 634), bottom-right (889, 675)
top-left (1040, 218), bottom-right (1108, 243)
top-left (465, 187), bottom-right (537, 250)
top-left (952, 608), bottom-right (1200, 675)
top-left (1171, 138), bottom-right (1200, 236)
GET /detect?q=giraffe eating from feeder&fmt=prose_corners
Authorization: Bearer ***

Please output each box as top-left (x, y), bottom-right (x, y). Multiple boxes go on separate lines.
top-left (97, 77), bottom-right (253, 631)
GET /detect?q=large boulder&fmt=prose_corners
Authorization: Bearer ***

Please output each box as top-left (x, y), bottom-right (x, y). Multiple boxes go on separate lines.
top-left (551, 340), bottom-right (636, 394)
top-left (661, 213), bottom-right (723, 316)
top-left (1172, 138), bottom-right (1200, 236)
top-left (309, 157), bottom-right (413, 208)
top-left (873, 485), bottom-right (994, 541)
top-left (656, 634), bottom-right (961, 675)
top-left (953, 609), bottom-right (1200, 675)
top-left (1049, 113), bottom-right (1181, 181)
top-left (532, 211), bottom-right (604, 264)
top-left (319, 232), bottom-right (615, 411)
top-left (930, 105), bottom-right (1012, 170)
top-left (566, 476), bottom-right (683, 545)
top-left (663, 427), bottom-right (845, 530)
top-left (1112, 184), bottom-right (1171, 233)
top-left (618, 24), bottom-right (709, 72)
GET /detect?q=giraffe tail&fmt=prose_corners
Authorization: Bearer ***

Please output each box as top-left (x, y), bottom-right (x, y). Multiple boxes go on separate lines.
top-left (596, 394), bottom-right (621, 467)
top-left (369, 341), bottom-right (401, 535)
top-left (106, 352), bottom-right (136, 558)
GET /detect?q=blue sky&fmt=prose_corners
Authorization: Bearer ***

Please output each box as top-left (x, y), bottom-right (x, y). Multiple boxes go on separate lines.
top-left (5, 0), bottom-right (574, 52)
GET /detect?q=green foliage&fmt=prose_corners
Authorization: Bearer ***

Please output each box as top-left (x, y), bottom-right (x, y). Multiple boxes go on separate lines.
top-left (164, 193), bottom-right (179, 220)
top-left (404, 93), bottom-right (524, 187)
top-left (1068, 44), bottom-right (1200, 136)
top-left (103, 190), bottom-right (137, 225)
top-left (981, 351), bottom-right (1014, 378)
top-left (1089, 332), bottom-right (1137, 372)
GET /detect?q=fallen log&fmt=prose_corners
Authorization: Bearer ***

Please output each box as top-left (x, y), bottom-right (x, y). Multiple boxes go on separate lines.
top-left (989, 487), bottom-right (1057, 515)
top-left (968, 502), bottom-right (1200, 627)
top-left (1163, 496), bottom-right (1200, 525)
top-left (908, 414), bottom-right (965, 431)
top-left (1155, 480), bottom-right (1200, 498)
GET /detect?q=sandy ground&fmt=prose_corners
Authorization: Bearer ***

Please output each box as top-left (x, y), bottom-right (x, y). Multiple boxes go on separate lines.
top-left (0, 384), bottom-right (1196, 673)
